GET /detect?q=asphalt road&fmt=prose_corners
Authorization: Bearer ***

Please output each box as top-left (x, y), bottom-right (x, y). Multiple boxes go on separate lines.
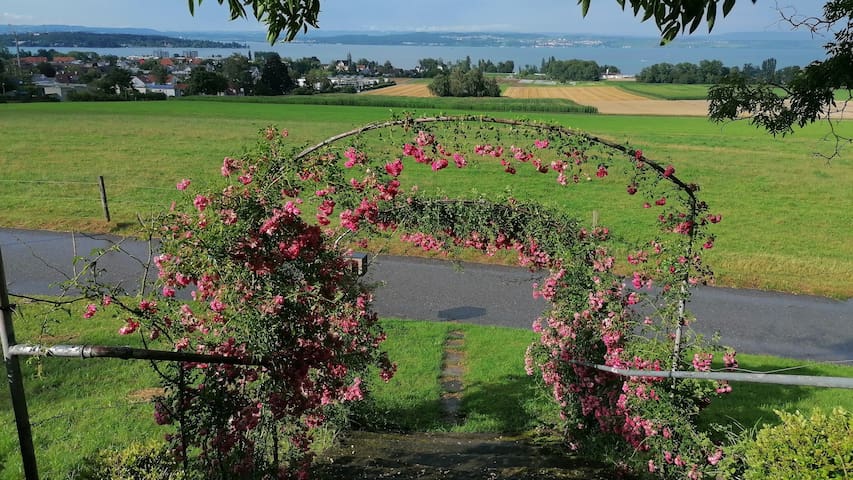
top-left (2, 228), bottom-right (850, 361)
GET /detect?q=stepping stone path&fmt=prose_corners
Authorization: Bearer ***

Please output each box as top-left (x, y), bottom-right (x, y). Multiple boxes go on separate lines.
top-left (440, 330), bottom-right (466, 425)
top-left (315, 329), bottom-right (615, 479)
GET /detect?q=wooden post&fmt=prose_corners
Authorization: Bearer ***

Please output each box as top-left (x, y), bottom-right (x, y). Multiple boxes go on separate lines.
top-left (0, 247), bottom-right (40, 480)
top-left (98, 176), bottom-right (110, 223)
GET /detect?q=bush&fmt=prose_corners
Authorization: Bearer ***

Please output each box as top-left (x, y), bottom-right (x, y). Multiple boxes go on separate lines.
top-left (68, 441), bottom-right (188, 480)
top-left (729, 408), bottom-right (853, 480)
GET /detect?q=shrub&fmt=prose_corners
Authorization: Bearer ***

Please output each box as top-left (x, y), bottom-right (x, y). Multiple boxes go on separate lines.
top-left (730, 408), bottom-right (853, 480)
top-left (68, 441), bottom-right (188, 480)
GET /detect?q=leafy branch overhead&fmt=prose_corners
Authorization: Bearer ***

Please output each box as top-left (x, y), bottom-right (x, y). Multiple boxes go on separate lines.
top-left (577, 0), bottom-right (753, 43)
top-left (186, 0), bottom-right (320, 43)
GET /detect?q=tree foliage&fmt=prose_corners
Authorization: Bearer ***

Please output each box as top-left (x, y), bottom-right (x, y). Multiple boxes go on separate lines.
top-left (187, 68), bottom-right (228, 95)
top-left (428, 67), bottom-right (500, 97)
top-left (708, 0), bottom-right (851, 151)
top-left (256, 53), bottom-right (293, 96)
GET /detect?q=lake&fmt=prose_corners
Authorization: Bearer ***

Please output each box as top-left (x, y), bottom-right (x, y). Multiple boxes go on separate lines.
top-left (19, 39), bottom-right (826, 75)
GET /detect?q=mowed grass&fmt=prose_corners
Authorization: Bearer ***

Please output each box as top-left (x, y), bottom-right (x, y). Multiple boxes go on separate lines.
top-left (3, 305), bottom-right (852, 478)
top-left (0, 101), bottom-right (851, 297)
top-left (610, 82), bottom-right (711, 100)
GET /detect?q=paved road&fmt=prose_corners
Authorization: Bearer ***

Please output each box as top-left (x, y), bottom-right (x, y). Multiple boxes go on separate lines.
top-left (2, 228), bottom-right (850, 361)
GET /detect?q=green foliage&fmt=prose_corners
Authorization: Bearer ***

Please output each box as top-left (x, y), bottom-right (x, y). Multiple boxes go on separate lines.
top-left (187, 0), bottom-right (320, 43)
top-left (540, 57), bottom-right (602, 82)
top-left (583, 0), bottom-right (757, 43)
top-left (636, 59), bottom-right (729, 84)
top-left (94, 68), bottom-right (133, 96)
top-left (723, 408), bottom-right (853, 480)
top-left (256, 52), bottom-right (293, 95)
top-left (68, 441), bottom-right (187, 480)
top-left (428, 68), bottom-right (501, 97)
top-left (708, 0), bottom-right (851, 142)
top-left (186, 68), bottom-right (228, 95)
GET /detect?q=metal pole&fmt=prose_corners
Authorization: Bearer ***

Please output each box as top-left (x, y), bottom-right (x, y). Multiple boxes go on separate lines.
top-left (98, 176), bottom-right (111, 222)
top-left (0, 247), bottom-right (39, 480)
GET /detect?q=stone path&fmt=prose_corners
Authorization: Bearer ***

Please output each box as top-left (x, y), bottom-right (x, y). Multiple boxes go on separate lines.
top-left (440, 330), bottom-right (466, 425)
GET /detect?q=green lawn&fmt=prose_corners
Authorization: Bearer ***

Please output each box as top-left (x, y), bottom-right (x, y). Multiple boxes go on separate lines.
top-left (0, 101), bottom-right (851, 297)
top-left (3, 304), bottom-right (851, 478)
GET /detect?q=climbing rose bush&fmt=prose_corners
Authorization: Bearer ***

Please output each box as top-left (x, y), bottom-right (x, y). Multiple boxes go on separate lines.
top-left (82, 115), bottom-right (726, 479)
top-left (264, 115), bottom-right (729, 479)
top-left (88, 127), bottom-right (395, 479)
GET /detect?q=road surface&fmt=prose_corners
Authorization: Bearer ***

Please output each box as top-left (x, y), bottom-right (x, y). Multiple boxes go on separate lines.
top-left (1, 228), bottom-right (850, 361)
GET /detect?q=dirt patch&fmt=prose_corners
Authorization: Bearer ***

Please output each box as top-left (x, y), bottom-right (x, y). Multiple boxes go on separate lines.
top-left (127, 387), bottom-right (164, 403)
top-left (314, 431), bottom-right (614, 479)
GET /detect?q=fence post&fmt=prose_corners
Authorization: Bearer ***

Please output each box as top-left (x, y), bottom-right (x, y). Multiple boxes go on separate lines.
top-left (98, 176), bottom-right (111, 223)
top-left (0, 247), bottom-right (40, 480)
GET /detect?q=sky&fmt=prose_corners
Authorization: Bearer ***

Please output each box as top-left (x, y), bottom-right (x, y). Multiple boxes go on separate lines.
top-left (1, 0), bottom-right (828, 37)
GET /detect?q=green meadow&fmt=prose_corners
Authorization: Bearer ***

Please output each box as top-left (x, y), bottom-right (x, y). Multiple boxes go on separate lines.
top-left (1, 100), bottom-right (849, 297)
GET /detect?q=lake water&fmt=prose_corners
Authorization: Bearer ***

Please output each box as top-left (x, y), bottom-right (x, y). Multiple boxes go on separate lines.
top-left (22, 40), bottom-right (826, 75)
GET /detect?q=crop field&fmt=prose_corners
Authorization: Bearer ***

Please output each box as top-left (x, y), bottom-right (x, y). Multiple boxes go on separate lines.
top-left (504, 85), bottom-right (646, 101)
top-left (362, 82), bottom-right (433, 97)
top-left (611, 82), bottom-right (712, 100)
top-left (504, 85), bottom-right (711, 116)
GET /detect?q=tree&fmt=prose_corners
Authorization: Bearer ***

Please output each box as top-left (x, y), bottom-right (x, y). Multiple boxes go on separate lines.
top-left (36, 62), bottom-right (56, 78)
top-left (150, 64), bottom-right (170, 84)
top-left (187, 68), bottom-right (228, 95)
top-left (256, 53), bottom-right (293, 95)
top-left (95, 67), bottom-right (132, 96)
top-left (221, 53), bottom-right (254, 94)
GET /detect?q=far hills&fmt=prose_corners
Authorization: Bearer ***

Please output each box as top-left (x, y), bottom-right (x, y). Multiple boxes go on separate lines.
top-left (0, 24), bottom-right (824, 51)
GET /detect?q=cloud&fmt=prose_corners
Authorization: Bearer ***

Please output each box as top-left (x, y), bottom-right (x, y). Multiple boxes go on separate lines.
top-left (2, 12), bottom-right (33, 22)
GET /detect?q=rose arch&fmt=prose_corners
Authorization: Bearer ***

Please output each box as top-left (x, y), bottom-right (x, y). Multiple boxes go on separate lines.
top-left (86, 114), bottom-right (728, 479)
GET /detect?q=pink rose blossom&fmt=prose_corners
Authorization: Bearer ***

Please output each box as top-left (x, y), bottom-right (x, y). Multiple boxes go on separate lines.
top-left (193, 195), bottom-right (210, 212)
top-left (176, 179), bottom-right (191, 191)
top-left (83, 304), bottom-right (97, 319)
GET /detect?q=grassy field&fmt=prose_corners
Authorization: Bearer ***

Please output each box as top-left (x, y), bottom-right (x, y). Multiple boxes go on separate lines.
top-left (2, 304), bottom-right (851, 478)
top-left (610, 82), bottom-right (711, 100)
top-left (0, 101), bottom-right (851, 297)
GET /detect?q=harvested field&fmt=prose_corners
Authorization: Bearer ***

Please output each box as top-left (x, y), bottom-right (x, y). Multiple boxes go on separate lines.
top-left (592, 100), bottom-right (710, 116)
top-left (504, 85), bottom-right (710, 116)
top-left (363, 83), bottom-right (433, 97)
top-left (504, 86), bottom-right (646, 102)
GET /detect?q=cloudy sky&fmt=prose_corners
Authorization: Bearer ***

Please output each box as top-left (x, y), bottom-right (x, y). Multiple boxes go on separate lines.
top-left (2, 0), bottom-right (827, 36)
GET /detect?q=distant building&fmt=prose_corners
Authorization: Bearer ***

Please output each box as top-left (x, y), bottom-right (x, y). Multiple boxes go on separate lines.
top-left (34, 80), bottom-right (88, 100)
